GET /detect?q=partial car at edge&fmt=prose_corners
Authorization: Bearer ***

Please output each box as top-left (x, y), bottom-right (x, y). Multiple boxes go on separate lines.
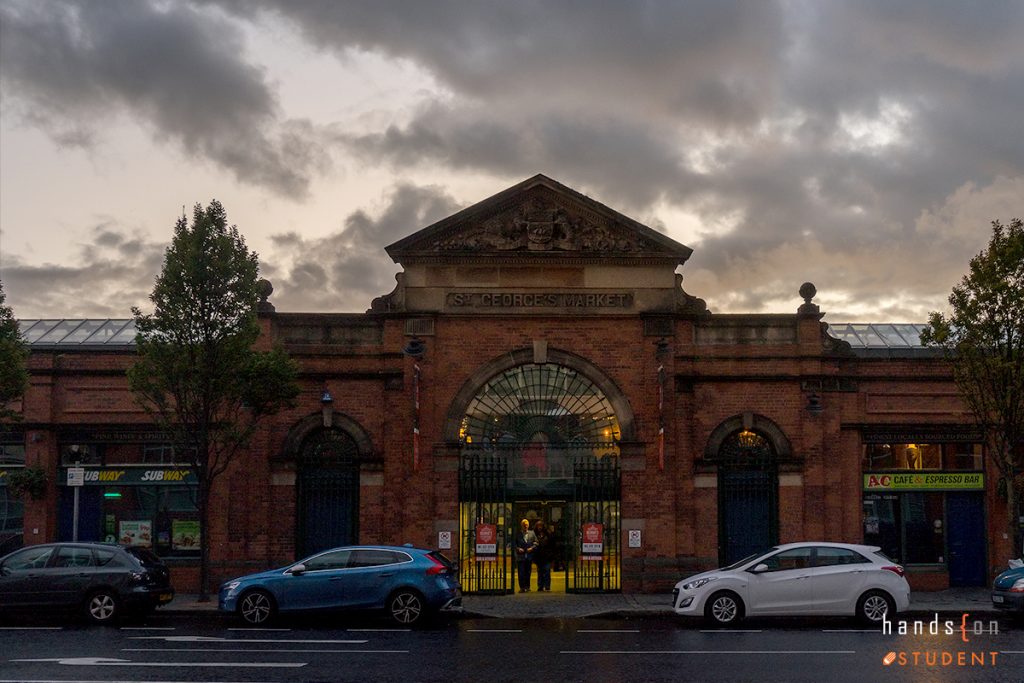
top-left (0, 542), bottom-right (174, 624)
top-left (672, 542), bottom-right (910, 626)
top-left (219, 544), bottom-right (462, 626)
top-left (991, 563), bottom-right (1024, 613)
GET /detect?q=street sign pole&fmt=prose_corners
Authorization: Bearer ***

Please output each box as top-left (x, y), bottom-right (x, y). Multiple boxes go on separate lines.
top-left (67, 467), bottom-right (85, 542)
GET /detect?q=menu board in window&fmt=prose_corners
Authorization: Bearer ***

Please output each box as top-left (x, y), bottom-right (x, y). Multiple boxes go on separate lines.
top-left (119, 520), bottom-right (152, 547)
top-left (172, 520), bottom-right (201, 550)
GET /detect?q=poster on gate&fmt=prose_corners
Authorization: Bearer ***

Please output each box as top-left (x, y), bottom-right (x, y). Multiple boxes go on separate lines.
top-left (581, 522), bottom-right (603, 560)
top-left (475, 523), bottom-right (497, 562)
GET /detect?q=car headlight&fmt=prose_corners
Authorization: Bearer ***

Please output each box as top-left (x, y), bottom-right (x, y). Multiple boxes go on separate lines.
top-left (223, 581), bottom-right (241, 592)
top-left (682, 577), bottom-right (716, 591)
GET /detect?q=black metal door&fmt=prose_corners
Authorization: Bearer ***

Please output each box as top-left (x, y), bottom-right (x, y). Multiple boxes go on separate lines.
top-left (297, 431), bottom-right (359, 559)
top-left (570, 457), bottom-right (621, 593)
top-left (459, 452), bottom-right (512, 594)
top-left (718, 433), bottom-right (778, 566)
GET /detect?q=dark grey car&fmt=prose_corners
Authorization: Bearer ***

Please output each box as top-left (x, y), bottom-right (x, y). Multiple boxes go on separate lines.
top-left (0, 542), bottom-right (174, 624)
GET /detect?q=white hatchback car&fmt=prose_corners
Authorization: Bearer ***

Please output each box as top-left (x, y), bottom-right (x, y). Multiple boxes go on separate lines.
top-left (673, 542), bottom-right (910, 626)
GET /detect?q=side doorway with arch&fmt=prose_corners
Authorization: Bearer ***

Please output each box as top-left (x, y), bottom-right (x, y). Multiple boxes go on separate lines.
top-left (705, 415), bottom-right (792, 566)
top-left (280, 414), bottom-right (376, 561)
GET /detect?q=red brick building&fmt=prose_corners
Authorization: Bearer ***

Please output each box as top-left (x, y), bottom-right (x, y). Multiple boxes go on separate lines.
top-left (1, 175), bottom-right (1009, 593)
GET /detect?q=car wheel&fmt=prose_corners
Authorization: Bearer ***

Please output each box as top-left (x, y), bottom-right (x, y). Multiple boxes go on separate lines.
top-left (857, 590), bottom-right (895, 626)
top-left (238, 589), bottom-right (276, 626)
top-left (704, 590), bottom-right (744, 626)
top-left (84, 590), bottom-right (119, 625)
top-left (388, 590), bottom-right (425, 626)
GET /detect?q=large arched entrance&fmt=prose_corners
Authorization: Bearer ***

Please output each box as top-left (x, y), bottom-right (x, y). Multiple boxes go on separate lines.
top-left (454, 354), bottom-right (629, 594)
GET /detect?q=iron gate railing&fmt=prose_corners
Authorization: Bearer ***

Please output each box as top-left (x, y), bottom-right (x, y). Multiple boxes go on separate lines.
top-left (570, 457), bottom-right (621, 593)
top-left (717, 432), bottom-right (779, 566)
top-left (459, 453), bottom-right (512, 594)
top-left (296, 431), bottom-right (359, 559)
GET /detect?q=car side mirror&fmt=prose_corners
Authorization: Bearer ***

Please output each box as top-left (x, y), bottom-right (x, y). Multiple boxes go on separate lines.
top-left (749, 563), bottom-right (769, 574)
top-left (288, 563), bottom-right (306, 575)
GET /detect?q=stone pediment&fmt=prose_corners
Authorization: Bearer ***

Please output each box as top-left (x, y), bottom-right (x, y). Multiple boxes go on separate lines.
top-left (385, 174), bottom-right (693, 265)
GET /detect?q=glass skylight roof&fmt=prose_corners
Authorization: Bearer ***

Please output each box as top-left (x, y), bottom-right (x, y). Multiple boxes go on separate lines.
top-left (15, 319), bottom-right (929, 349)
top-left (827, 323), bottom-right (928, 348)
top-left (17, 319), bottom-right (136, 346)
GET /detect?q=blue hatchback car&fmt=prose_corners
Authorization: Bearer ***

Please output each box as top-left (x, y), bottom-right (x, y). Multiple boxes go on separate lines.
top-left (991, 563), bottom-right (1024, 612)
top-left (219, 545), bottom-right (461, 626)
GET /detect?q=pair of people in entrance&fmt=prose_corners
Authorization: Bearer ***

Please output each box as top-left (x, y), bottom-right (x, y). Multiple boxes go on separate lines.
top-left (515, 519), bottom-right (554, 592)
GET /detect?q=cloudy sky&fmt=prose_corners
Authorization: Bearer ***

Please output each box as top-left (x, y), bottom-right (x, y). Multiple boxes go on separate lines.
top-left (1, 1), bottom-right (1022, 322)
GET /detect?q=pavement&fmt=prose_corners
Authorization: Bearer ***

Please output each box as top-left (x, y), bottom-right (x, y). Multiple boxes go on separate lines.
top-left (164, 587), bottom-right (1001, 619)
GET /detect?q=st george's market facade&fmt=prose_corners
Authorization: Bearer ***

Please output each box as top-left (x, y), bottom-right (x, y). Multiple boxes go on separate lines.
top-left (1, 175), bottom-right (1011, 593)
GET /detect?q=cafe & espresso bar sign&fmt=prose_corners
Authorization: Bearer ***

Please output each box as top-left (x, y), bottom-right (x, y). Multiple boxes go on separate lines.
top-left (863, 472), bottom-right (984, 491)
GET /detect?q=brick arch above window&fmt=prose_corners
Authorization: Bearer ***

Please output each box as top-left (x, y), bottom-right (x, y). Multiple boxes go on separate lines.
top-left (278, 413), bottom-right (377, 464)
top-left (703, 413), bottom-right (793, 462)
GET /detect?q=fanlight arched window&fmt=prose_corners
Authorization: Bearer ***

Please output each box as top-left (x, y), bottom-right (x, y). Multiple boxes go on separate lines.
top-left (460, 363), bottom-right (620, 457)
top-left (718, 429), bottom-right (774, 466)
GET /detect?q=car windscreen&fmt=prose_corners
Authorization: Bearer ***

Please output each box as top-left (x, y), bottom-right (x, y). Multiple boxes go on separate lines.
top-left (723, 548), bottom-right (777, 571)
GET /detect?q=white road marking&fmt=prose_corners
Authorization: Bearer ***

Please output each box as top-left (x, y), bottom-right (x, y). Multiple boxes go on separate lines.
top-left (11, 657), bottom-right (305, 668)
top-left (577, 629), bottom-right (641, 633)
top-left (0, 627), bottom-right (62, 630)
top-left (821, 629), bottom-right (878, 633)
top-left (120, 627), bottom-right (176, 631)
top-left (228, 627), bottom-right (290, 631)
top-left (124, 648), bottom-right (409, 654)
top-left (699, 629), bottom-right (763, 633)
top-left (347, 628), bottom-right (410, 632)
top-left (466, 629), bottom-right (522, 633)
top-left (129, 635), bottom-right (367, 643)
top-left (560, 650), bottom-right (857, 655)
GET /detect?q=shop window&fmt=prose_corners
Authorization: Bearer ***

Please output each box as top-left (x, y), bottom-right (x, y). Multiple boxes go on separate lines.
top-left (863, 492), bottom-right (946, 565)
top-left (0, 441), bottom-right (25, 466)
top-left (61, 443), bottom-right (194, 466)
top-left (61, 444), bottom-right (103, 466)
top-left (0, 488), bottom-right (24, 554)
top-left (97, 485), bottom-right (199, 558)
top-left (863, 443), bottom-right (950, 470)
top-left (946, 444), bottom-right (983, 471)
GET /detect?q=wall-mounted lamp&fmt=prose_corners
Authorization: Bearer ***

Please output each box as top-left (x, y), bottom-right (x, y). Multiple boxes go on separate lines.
top-left (402, 337), bottom-right (426, 359)
top-left (320, 390), bottom-right (334, 428)
top-left (806, 392), bottom-right (824, 416)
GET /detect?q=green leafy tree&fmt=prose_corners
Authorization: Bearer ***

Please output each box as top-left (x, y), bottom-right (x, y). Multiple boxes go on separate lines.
top-left (922, 218), bottom-right (1024, 558)
top-left (129, 201), bottom-right (299, 599)
top-left (0, 279), bottom-right (29, 425)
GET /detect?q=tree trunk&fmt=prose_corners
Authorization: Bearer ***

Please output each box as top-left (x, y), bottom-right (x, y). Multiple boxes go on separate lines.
top-left (198, 476), bottom-right (211, 602)
top-left (1009, 478), bottom-right (1022, 561)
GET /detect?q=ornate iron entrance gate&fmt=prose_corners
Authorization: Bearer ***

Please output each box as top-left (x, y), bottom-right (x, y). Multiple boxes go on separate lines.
top-left (459, 453), bottom-right (512, 594)
top-left (570, 457), bottom-right (621, 592)
top-left (297, 430), bottom-right (359, 559)
top-left (717, 432), bottom-right (778, 566)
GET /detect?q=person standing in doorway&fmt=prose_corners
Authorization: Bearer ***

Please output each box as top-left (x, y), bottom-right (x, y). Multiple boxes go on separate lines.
top-left (515, 518), bottom-right (537, 592)
top-left (533, 520), bottom-right (552, 591)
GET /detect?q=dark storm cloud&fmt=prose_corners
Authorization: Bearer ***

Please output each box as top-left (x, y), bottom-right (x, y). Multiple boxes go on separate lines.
top-left (263, 183), bottom-right (460, 312)
top-left (2, 223), bottom-right (166, 319)
top-left (0, 0), bottom-right (328, 197)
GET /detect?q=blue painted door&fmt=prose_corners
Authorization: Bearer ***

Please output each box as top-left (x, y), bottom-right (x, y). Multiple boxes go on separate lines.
top-left (720, 469), bottom-right (777, 566)
top-left (946, 492), bottom-right (986, 587)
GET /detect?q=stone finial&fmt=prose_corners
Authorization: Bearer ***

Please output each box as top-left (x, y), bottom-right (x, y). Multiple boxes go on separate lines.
top-left (798, 282), bottom-right (819, 314)
top-left (257, 278), bottom-right (275, 313)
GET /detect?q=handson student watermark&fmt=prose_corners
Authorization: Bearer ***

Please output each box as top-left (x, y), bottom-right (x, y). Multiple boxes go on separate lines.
top-left (880, 613), bottom-right (999, 668)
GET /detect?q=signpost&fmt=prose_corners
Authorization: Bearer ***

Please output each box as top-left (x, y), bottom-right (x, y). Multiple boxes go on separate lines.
top-left (67, 467), bottom-right (85, 541)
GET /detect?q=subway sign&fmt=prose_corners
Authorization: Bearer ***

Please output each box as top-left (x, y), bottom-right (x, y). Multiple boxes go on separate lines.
top-left (863, 472), bottom-right (984, 491)
top-left (58, 468), bottom-right (196, 486)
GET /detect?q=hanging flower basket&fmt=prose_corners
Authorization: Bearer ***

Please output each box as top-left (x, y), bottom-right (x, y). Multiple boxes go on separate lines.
top-left (5, 465), bottom-right (48, 500)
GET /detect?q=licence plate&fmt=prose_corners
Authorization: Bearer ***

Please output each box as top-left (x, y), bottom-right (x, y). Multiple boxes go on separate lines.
top-left (992, 595), bottom-right (1004, 603)
top-left (159, 593), bottom-right (173, 602)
